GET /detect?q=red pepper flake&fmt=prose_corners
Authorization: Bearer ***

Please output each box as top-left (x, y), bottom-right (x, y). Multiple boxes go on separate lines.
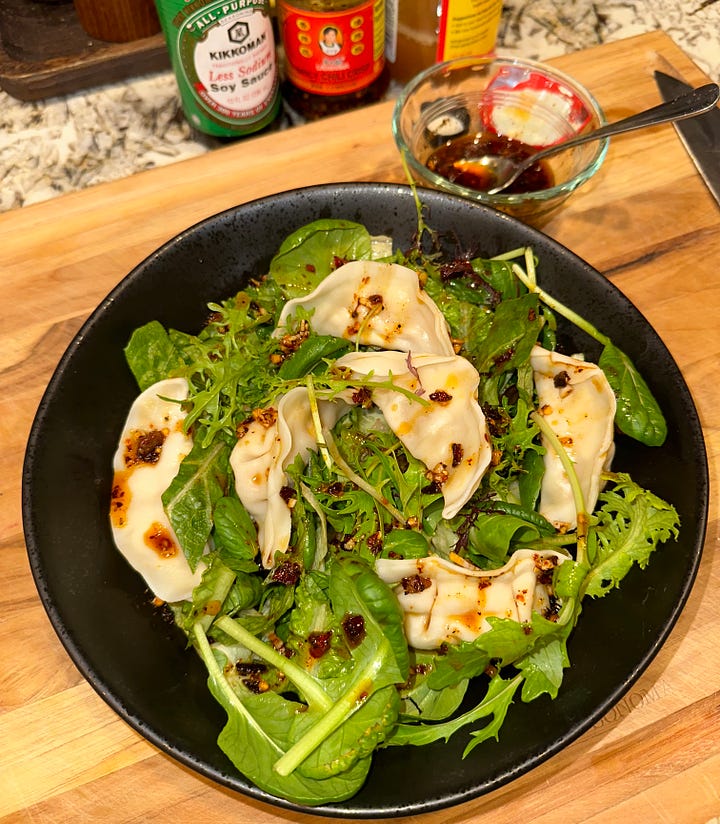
top-left (451, 442), bottom-right (464, 467)
top-left (236, 661), bottom-right (268, 675)
top-left (553, 370), bottom-right (571, 388)
top-left (351, 386), bottom-right (373, 407)
top-left (308, 630), bottom-right (333, 659)
top-left (367, 531), bottom-right (383, 554)
top-left (279, 486), bottom-right (296, 505)
top-left (401, 574), bottom-right (432, 594)
top-left (271, 561), bottom-right (302, 585)
top-left (124, 428), bottom-right (167, 467)
top-left (429, 389), bottom-right (453, 403)
top-left (342, 613), bottom-right (366, 648)
top-left (322, 481), bottom-right (344, 497)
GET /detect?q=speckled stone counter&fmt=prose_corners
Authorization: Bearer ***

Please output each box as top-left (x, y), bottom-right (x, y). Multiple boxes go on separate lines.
top-left (2, 0), bottom-right (718, 212)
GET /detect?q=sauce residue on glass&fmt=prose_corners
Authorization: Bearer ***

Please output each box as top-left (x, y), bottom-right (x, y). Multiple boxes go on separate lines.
top-left (426, 133), bottom-right (554, 195)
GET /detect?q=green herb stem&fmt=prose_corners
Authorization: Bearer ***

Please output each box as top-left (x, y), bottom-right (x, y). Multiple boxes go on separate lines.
top-left (193, 622), bottom-right (284, 754)
top-left (512, 263), bottom-right (611, 348)
top-left (196, 564), bottom-right (237, 633)
top-left (214, 615), bottom-right (333, 713)
top-left (273, 655), bottom-right (384, 777)
top-left (305, 374), bottom-right (333, 470)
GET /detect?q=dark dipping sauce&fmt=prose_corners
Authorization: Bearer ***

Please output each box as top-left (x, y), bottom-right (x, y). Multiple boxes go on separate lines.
top-left (426, 132), bottom-right (555, 195)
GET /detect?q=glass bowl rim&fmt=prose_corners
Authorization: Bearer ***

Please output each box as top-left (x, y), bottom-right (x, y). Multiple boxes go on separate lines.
top-left (391, 53), bottom-right (609, 206)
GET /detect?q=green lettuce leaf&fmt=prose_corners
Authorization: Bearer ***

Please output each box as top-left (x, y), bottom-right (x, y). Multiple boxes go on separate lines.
top-left (269, 219), bottom-right (373, 298)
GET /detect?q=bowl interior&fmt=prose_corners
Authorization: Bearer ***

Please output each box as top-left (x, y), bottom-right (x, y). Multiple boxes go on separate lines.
top-left (22, 183), bottom-right (707, 818)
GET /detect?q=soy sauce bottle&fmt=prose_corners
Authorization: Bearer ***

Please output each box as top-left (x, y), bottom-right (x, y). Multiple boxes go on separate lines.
top-left (154, 0), bottom-right (281, 138)
top-left (277, 0), bottom-right (388, 121)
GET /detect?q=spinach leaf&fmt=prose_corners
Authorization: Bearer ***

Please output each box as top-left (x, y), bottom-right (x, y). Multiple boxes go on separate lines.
top-left (172, 553), bottom-right (236, 634)
top-left (423, 278), bottom-right (494, 357)
top-left (287, 571), bottom-right (331, 637)
top-left (517, 447), bottom-right (545, 511)
top-left (224, 571), bottom-right (263, 614)
top-left (269, 219), bottom-right (373, 298)
top-left (472, 257), bottom-right (526, 301)
top-left (381, 529), bottom-right (430, 559)
top-left (124, 320), bottom-right (184, 391)
top-left (333, 556), bottom-right (410, 682)
top-left (162, 437), bottom-right (231, 570)
top-left (213, 496), bottom-right (259, 573)
top-left (465, 507), bottom-right (554, 567)
top-left (278, 334), bottom-right (352, 380)
top-left (271, 557), bottom-right (407, 778)
top-left (292, 492), bottom-right (319, 571)
top-left (399, 651), bottom-right (468, 721)
top-left (294, 686), bottom-right (400, 780)
top-left (599, 341), bottom-right (668, 446)
top-left (194, 626), bottom-right (370, 806)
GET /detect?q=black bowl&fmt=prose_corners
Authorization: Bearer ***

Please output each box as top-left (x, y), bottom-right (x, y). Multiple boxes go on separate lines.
top-left (22, 183), bottom-right (708, 818)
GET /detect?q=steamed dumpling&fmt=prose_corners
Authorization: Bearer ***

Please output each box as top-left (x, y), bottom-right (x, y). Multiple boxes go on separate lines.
top-left (375, 550), bottom-right (566, 649)
top-left (230, 387), bottom-right (346, 568)
top-left (531, 345), bottom-right (616, 531)
top-left (274, 260), bottom-right (455, 356)
top-left (110, 377), bottom-right (205, 602)
top-left (336, 350), bottom-right (491, 518)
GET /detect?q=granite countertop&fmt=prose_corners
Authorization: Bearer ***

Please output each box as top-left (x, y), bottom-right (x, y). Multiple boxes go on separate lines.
top-left (2, 0), bottom-right (719, 213)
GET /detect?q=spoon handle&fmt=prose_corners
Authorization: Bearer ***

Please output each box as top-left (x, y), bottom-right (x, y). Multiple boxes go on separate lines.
top-left (491, 82), bottom-right (720, 194)
top-left (562, 82), bottom-right (719, 146)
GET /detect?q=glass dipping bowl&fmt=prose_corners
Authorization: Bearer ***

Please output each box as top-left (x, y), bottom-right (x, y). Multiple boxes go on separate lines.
top-left (392, 55), bottom-right (608, 226)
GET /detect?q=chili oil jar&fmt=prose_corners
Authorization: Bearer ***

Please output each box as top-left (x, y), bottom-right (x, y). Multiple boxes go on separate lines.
top-left (277, 0), bottom-right (388, 120)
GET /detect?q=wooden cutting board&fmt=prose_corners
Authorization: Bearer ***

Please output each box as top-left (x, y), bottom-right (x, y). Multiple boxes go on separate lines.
top-left (1, 30), bottom-right (719, 824)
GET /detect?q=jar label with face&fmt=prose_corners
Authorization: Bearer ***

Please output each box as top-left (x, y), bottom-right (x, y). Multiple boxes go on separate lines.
top-left (279, 0), bottom-right (385, 95)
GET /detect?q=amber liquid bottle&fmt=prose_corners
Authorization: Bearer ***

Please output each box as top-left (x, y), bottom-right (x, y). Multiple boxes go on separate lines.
top-left (277, 0), bottom-right (389, 120)
top-left (386, 0), bottom-right (504, 84)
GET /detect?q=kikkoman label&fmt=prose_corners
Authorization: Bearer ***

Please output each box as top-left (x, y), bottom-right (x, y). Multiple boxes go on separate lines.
top-left (162, 0), bottom-right (279, 130)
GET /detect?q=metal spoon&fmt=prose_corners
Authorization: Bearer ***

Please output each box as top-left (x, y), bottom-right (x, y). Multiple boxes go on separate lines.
top-left (482, 82), bottom-right (720, 195)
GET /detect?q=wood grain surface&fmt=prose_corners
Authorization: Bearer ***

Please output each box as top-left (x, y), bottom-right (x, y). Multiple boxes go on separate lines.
top-left (1, 30), bottom-right (719, 824)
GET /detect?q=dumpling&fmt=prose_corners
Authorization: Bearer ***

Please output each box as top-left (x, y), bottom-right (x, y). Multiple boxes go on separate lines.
top-left (375, 549), bottom-right (566, 650)
top-left (110, 377), bottom-right (205, 602)
top-left (336, 350), bottom-right (491, 518)
top-left (274, 260), bottom-right (455, 356)
top-left (230, 387), bottom-right (346, 568)
top-left (531, 345), bottom-right (616, 531)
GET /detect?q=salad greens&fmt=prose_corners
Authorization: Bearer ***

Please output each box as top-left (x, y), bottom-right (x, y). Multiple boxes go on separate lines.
top-left (121, 213), bottom-right (679, 806)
